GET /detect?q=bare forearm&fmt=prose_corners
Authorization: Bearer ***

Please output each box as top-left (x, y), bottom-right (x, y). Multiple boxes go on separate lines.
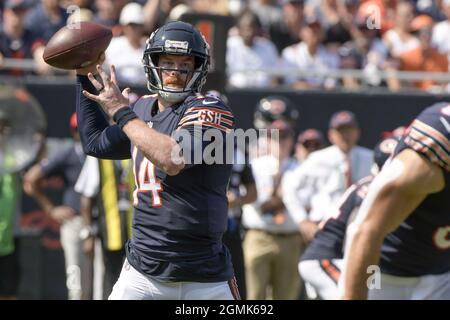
top-left (241, 185), bottom-right (257, 205)
top-left (260, 196), bottom-right (284, 212)
top-left (33, 191), bottom-right (55, 214)
top-left (122, 118), bottom-right (184, 175)
top-left (343, 227), bottom-right (383, 299)
top-left (343, 151), bottom-right (443, 299)
top-left (23, 167), bottom-right (54, 214)
top-left (80, 196), bottom-right (94, 226)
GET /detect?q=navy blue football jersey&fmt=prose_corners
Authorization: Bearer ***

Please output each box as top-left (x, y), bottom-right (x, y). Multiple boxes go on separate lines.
top-left (77, 76), bottom-right (235, 282)
top-left (301, 175), bottom-right (374, 261)
top-left (380, 102), bottom-right (450, 276)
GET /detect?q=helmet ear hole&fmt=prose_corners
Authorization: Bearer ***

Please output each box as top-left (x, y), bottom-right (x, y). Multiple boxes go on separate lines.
top-left (194, 57), bottom-right (204, 69)
top-left (151, 54), bottom-right (159, 66)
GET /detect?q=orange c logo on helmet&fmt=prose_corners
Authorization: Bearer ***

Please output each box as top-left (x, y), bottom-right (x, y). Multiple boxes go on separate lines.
top-left (380, 138), bottom-right (398, 154)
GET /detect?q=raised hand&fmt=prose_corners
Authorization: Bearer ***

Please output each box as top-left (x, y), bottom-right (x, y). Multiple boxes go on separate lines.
top-left (82, 64), bottom-right (131, 118)
top-left (50, 206), bottom-right (76, 224)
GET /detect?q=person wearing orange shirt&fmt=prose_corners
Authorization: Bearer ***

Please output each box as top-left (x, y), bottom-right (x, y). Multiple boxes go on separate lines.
top-left (398, 15), bottom-right (448, 92)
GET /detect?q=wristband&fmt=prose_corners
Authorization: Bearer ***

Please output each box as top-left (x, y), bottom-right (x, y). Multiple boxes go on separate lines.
top-left (113, 107), bottom-right (138, 130)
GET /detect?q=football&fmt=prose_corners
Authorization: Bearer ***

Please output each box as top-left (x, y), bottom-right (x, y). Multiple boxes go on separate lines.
top-left (43, 22), bottom-right (112, 70)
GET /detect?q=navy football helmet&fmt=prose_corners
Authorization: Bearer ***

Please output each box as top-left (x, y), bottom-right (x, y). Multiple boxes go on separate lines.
top-left (142, 21), bottom-right (210, 103)
top-left (373, 136), bottom-right (400, 171)
top-left (253, 95), bottom-right (299, 129)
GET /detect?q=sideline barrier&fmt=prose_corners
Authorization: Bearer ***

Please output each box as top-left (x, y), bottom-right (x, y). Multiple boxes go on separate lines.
top-left (1, 77), bottom-right (449, 146)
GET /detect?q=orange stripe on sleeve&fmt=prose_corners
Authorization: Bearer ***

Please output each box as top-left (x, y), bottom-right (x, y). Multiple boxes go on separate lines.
top-left (409, 128), bottom-right (450, 165)
top-left (413, 120), bottom-right (450, 152)
top-left (405, 136), bottom-right (450, 171)
top-left (320, 259), bottom-right (341, 284)
top-left (178, 114), bottom-right (199, 126)
top-left (177, 121), bottom-right (231, 133)
top-left (186, 106), bottom-right (234, 118)
top-left (221, 118), bottom-right (234, 126)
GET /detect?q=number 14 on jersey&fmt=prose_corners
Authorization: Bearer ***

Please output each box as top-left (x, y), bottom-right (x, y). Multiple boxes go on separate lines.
top-left (132, 147), bottom-right (163, 206)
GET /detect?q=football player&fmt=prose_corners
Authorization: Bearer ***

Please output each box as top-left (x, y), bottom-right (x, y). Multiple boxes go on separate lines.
top-left (251, 95), bottom-right (300, 159)
top-left (341, 103), bottom-right (450, 299)
top-left (253, 95), bottom-right (299, 130)
top-left (76, 21), bottom-right (239, 300)
top-left (299, 136), bottom-right (399, 300)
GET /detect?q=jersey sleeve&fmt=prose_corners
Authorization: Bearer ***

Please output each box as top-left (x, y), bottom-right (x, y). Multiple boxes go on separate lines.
top-left (402, 103), bottom-right (450, 172)
top-left (174, 96), bottom-right (235, 168)
top-left (176, 97), bottom-right (235, 133)
top-left (74, 156), bottom-right (100, 198)
top-left (76, 75), bottom-right (132, 159)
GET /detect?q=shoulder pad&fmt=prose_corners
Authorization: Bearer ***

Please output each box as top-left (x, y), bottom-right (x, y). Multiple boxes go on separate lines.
top-left (177, 96), bottom-right (235, 132)
top-left (403, 102), bottom-right (450, 171)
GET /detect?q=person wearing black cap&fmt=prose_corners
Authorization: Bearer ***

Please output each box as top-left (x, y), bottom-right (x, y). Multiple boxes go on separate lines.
top-left (282, 110), bottom-right (372, 245)
top-left (294, 128), bottom-right (325, 163)
top-left (298, 135), bottom-right (399, 300)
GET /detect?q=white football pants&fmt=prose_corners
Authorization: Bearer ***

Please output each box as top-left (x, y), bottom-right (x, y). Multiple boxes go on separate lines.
top-left (109, 258), bottom-right (239, 300)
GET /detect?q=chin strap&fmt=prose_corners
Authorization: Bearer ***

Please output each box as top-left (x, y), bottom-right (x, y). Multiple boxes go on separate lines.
top-left (159, 90), bottom-right (190, 104)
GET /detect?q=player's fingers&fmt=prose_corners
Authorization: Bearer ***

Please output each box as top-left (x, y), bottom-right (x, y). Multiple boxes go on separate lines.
top-left (82, 90), bottom-right (101, 102)
top-left (122, 87), bottom-right (130, 99)
top-left (97, 64), bottom-right (111, 88)
top-left (87, 72), bottom-right (104, 92)
top-left (110, 64), bottom-right (118, 86)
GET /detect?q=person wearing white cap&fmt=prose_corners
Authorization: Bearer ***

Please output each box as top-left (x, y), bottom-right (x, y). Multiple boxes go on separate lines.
top-left (104, 2), bottom-right (147, 85)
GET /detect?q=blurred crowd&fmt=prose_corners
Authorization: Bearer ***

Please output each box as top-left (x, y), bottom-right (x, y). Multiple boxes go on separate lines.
top-left (0, 0), bottom-right (446, 302)
top-left (2, 0), bottom-right (450, 92)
